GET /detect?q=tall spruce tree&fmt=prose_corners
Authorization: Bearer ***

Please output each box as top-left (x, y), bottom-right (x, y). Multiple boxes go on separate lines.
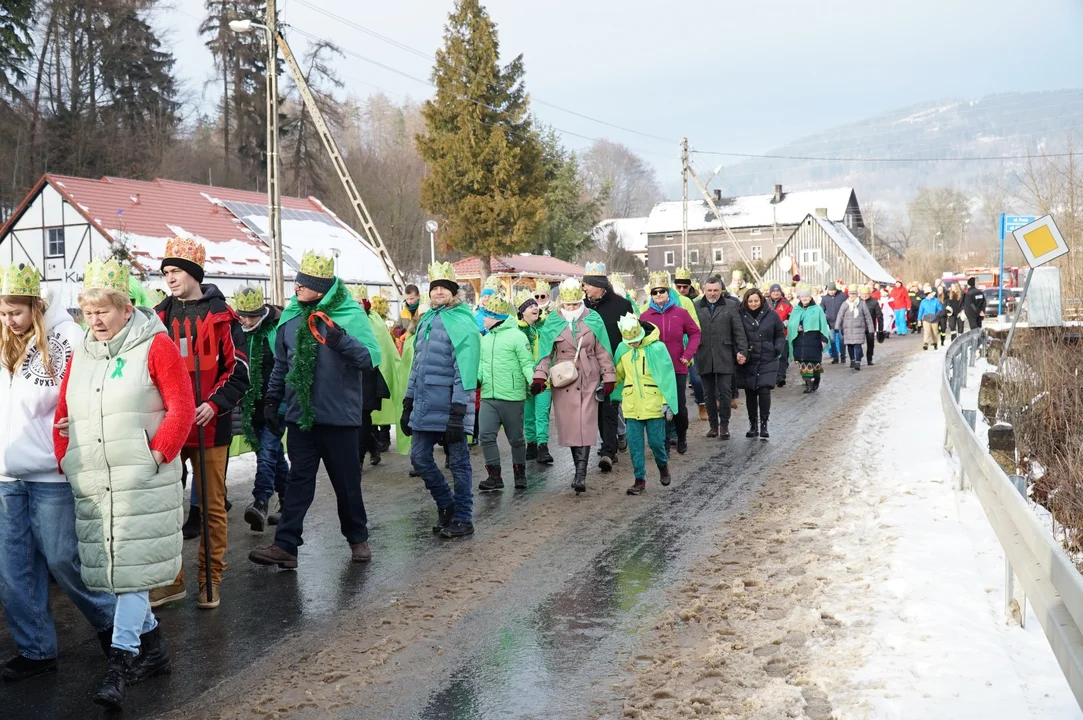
top-left (531, 127), bottom-right (605, 260)
top-left (0, 0), bottom-right (35, 97)
top-left (416, 0), bottom-right (546, 273)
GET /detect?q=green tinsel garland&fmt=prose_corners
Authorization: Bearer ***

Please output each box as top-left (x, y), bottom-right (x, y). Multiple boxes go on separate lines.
top-left (285, 281), bottom-right (350, 431)
top-left (240, 319), bottom-right (274, 447)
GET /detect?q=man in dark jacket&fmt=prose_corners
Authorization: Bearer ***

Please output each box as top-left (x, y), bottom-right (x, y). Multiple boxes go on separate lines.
top-left (233, 286), bottom-right (289, 533)
top-left (154, 237), bottom-right (250, 609)
top-left (250, 252), bottom-right (377, 568)
top-left (860, 285), bottom-right (884, 366)
top-left (963, 277), bottom-right (986, 330)
top-left (582, 262), bottom-right (633, 472)
top-left (819, 282), bottom-right (847, 364)
top-left (767, 284), bottom-right (793, 386)
top-left (694, 276), bottom-right (748, 439)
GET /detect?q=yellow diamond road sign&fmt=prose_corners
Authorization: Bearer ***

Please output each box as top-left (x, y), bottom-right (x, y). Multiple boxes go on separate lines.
top-left (1012, 214), bottom-right (1069, 268)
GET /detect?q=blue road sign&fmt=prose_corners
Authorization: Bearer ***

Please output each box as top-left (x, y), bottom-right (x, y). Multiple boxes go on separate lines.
top-left (1004, 215), bottom-right (1036, 234)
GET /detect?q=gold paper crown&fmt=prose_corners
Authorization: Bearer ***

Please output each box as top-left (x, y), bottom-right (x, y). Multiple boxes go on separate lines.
top-left (731, 269), bottom-right (745, 281)
top-left (83, 258), bottom-right (129, 293)
top-left (558, 277), bottom-right (584, 303)
top-left (692, 280), bottom-right (702, 292)
top-left (233, 285), bottom-right (265, 313)
top-left (164, 236), bottom-right (206, 268)
top-left (859, 284), bottom-right (872, 294)
top-left (609, 274), bottom-right (627, 296)
top-left (533, 278), bottom-right (551, 294)
top-left (349, 284), bottom-right (369, 301)
top-left (485, 293), bottom-right (512, 317)
top-left (483, 275), bottom-right (503, 292)
top-left (618, 313), bottom-right (644, 343)
top-left (674, 267), bottom-right (692, 281)
top-left (1, 263), bottom-right (41, 297)
top-left (648, 270), bottom-right (671, 290)
top-left (428, 261), bottom-right (456, 283)
top-left (300, 250), bottom-right (335, 279)
top-left (370, 295), bottom-right (389, 318)
top-left (513, 289), bottom-right (535, 309)
top-left (847, 283), bottom-right (859, 294)
top-left (583, 261), bottom-right (606, 276)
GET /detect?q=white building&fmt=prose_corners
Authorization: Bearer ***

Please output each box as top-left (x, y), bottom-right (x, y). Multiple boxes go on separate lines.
top-left (592, 217), bottom-right (648, 266)
top-left (0, 174), bottom-right (396, 307)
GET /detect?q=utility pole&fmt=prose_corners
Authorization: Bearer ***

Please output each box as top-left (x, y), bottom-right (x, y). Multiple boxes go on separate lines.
top-left (681, 137), bottom-right (689, 269)
top-left (264, 0), bottom-right (284, 305)
top-left (871, 215), bottom-right (876, 260)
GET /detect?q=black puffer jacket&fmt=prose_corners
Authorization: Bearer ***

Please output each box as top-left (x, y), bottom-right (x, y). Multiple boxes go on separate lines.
top-left (585, 289), bottom-right (634, 355)
top-left (735, 306), bottom-right (787, 391)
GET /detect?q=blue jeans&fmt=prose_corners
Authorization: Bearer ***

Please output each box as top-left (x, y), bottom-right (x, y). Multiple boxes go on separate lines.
top-left (112, 591), bottom-right (157, 654)
top-left (0, 480), bottom-right (115, 659)
top-left (410, 431), bottom-right (473, 523)
top-left (846, 343), bottom-right (864, 363)
top-left (253, 425), bottom-right (290, 502)
top-left (688, 365), bottom-right (705, 405)
top-left (829, 330), bottom-right (844, 360)
top-left (894, 309), bottom-right (909, 334)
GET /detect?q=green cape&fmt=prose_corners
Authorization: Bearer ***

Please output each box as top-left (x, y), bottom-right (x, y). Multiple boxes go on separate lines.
top-left (536, 307), bottom-right (612, 362)
top-left (787, 302), bottom-right (831, 354)
top-left (128, 277), bottom-right (152, 307)
top-left (240, 314), bottom-right (277, 447)
top-left (614, 333), bottom-right (679, 411)
top-left (413, 302), bottom-right (480, 393)
top-left (368, 312), bottom-right (405, 438)
top-left (279, 278), bottom-right (383, 430)
top-left (397, 333), bottom-right (415, 455)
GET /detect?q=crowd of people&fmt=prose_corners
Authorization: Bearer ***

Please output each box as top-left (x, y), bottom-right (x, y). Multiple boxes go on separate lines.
top-left (0, 238), bottom-right (990, 710)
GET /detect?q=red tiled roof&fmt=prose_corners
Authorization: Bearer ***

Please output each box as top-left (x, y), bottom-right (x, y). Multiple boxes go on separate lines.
top-left (42, 174), bottom-right (326, 248)
top-left (452, 255), bottom-right (583, 279)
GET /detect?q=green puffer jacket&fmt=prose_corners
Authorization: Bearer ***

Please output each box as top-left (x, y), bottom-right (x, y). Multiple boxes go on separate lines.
top-left (479, 320), bottom-right (535, 401)
top-left (62, 308), bottom-right (183, 593)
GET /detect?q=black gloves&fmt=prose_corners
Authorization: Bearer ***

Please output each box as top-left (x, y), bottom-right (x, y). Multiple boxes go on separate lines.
top-left (263, 399), bottom-right (283, 436)
top-left (400, 397), bottom-right (413, 437)
top-left (530, 379), bottom-right (547, 396)
top-left (444, 402), bottom-right (467, 445)
top-left (876, 331), bottom-right (885, 344)
top-left (319, 317), bottom-right (344, 348)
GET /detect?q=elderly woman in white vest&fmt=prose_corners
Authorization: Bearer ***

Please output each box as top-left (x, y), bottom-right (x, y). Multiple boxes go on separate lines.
top-left (53, 260), bottom-right (195, 711)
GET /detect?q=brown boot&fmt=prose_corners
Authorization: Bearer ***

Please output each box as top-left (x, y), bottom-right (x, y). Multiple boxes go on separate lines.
top-left (730, 398), bottom-right (738, 410)
top-left (148, 579), bottom-right (186, 609)
top-left (196, 583), bottom-right (220, 609)
top-left (248, 544), bottom-right (298, 569)
top-left (697, 404), bottom-right (708, 421)
top-left (350, 541), bottom-right (372, 563)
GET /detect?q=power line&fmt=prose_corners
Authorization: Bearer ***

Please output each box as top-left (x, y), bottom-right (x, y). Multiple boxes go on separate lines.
top-left (690, 148), bottom-right (1082, 163)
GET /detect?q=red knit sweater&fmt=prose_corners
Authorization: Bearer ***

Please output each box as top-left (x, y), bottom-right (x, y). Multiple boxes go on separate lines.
top-left (54, 334), bottom-right (196, 466)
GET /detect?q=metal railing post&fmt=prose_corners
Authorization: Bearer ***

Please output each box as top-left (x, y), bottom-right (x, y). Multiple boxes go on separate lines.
top-left (1007, 474), bottom-right (1029, 627)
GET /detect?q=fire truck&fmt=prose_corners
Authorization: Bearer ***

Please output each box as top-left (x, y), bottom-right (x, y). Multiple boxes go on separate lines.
top-left (964, 266), bottom-right (1023, 316)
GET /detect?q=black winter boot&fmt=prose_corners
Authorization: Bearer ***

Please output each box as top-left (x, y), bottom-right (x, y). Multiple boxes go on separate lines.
top-left (1, 655), bottom-right (57, 682)
top-left (94, 648), bottom-right (136, 710)
top-left (181, 505), bottom-right (201, 540)
top-left (525, 442), bottom-right (538, 461)
top-left (759, 419), bottom-right (770, 441)
top-left (369, 446), bottom-right (381, 467)
top-left (627, 480), bottom-right (646, 495)
top-left (746, 407), bottom-right (759, 438)
top-left (432, 504), bottom-right (454, 534)
top-left (513, 464), bottom-right (527, 489)
top-left (572, 447), bottom-right (589, 494)
top-left (479, 466), bottom-right (504, 492)
top-left (97, 628), bottom-right (114, 658)
top-left (803, 378), bottom-right (813, 394)
top-left (244, 498), bottom-right (269, 532)
top-left (659, 464), bottom-right (671, 486)
top-left (127, 626), bottom-right (170, 685)
top-left (812, 375), bottom-right (821, 392)
top-left (536, 443), bottom-right (554, 465)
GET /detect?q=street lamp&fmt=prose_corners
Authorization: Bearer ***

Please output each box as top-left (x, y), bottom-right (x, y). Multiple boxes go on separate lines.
top-left (425, 220), bottom-right (438, 265)
top-left (230, 14), bottom-right (283, 305)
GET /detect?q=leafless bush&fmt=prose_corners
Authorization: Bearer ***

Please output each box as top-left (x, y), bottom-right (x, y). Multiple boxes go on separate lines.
top-left (998, 328), bottom-right (1083, 554)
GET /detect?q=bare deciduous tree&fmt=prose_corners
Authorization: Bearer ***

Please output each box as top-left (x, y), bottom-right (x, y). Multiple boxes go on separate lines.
top-left (580, 139), bottom-right (663, 219)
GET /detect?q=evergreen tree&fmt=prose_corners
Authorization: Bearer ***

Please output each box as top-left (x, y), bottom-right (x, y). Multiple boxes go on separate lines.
top-left (0, 0), bottom-right (35, 97)
top-left (416, 0), bottom-right (546, 273)
top-left (531, 127), bottom-right (605, 260)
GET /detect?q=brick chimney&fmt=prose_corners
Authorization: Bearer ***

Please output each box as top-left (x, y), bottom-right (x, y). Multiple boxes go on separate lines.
top-left (713, 189), bottom-right (722, 203)
top-left (814, 207), bottom-right (828, 217)
top-left (773, 184), bottom-right (783, 203)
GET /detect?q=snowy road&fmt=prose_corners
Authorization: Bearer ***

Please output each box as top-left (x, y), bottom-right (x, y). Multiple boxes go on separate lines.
top-left (4, 337), bottom-right (1077, 719)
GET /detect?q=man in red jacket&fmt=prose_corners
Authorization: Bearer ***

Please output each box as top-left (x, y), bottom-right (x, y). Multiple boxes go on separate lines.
top-left (151, 237), bottom-right (249, 610)
top-left (888, 279), bottom-right (911, 336)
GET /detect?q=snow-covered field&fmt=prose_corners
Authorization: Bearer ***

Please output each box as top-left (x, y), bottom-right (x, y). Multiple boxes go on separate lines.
top-left (812, 352), bottom-right (1080, 719)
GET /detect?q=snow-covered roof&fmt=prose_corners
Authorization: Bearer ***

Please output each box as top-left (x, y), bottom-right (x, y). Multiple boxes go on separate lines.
top-left (809, 215), bottom-right (894, 284)
top-left (642, 187), bottom-right (855, 235)
top-left (592, 217), bottom-right (648, 253)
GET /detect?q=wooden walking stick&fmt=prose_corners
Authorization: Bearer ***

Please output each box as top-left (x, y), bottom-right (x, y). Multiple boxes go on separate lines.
top-left (173, 314), bottom-right (217, 604)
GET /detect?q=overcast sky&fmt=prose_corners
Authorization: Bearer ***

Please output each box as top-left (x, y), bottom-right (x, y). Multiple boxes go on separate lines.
top-left (163, 0), bottom-right (1083, 186)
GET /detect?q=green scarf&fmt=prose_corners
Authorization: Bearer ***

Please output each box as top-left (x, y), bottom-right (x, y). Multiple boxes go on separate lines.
top-left (128, 276), bottom-right (152, 307)
top-left (614, 336), bottom-right (679, 411)
top-left (240, 312), bottom-right (276, 447)
top-left (517, 319), bottom-right (540, 358)
top-left (368, 311), bottom-right (403, 426)
top-left (279, 278), bottom-right (382, 430)
top-left (536, 307), bottom-right (612, 363)
top-left (787, 302), bottom-right (831, 355)
top-left (413, 302), bottom-right (480, 393)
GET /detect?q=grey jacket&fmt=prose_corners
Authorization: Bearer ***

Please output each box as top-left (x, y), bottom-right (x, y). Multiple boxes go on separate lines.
top-left (834, 300), bottom-right (875, 345)
top-left (693, 296), bottom-right (748, 375)
top-left (268, 315), bottom-right (373, 427)
top-left (405, 306), bottom-right (477, 433)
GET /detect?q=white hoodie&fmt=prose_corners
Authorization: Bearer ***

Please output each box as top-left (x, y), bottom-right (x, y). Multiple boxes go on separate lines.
top-left (0, 295), bottom-right (82, 483)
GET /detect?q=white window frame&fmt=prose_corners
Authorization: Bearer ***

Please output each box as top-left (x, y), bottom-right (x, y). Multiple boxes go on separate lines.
top-left (749, 228), bottom-right (763, 236)
top-left (712, 247), bottom-right (724, 264)
top-left (664, 234), bottom-right (674, 242)
top-left (664, 250), bottom-right (675, 266)
top-left (47, 227), bottom-right (65, 258)
top-left (800, 248), bottom-right (822, 265)
top-left (751, 245), bottom-right (762, 261)
top-left (688, 248), bottom-right (699, 265)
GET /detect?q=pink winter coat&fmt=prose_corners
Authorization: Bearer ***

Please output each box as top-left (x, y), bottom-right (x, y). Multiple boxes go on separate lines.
top-left (639, 302), bottom-right (701, 376)
top-left (534, 311), bottom-right (617, 448)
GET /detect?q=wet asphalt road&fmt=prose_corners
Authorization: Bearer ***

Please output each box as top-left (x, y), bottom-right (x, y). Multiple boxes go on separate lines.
top-left (1, 337), bottom-right (920, 719)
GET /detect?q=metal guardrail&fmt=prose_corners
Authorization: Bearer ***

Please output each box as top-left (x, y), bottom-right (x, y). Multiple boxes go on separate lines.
top-left (942, 329), bottom-right (1083, 709)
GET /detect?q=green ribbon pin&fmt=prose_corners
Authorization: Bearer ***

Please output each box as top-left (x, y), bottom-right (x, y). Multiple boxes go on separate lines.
top-left (111, 357), bottom-right (126, 379)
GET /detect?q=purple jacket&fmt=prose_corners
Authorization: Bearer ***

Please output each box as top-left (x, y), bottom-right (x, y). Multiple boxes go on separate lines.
top-left (639, 303), bottom-right (701, 376)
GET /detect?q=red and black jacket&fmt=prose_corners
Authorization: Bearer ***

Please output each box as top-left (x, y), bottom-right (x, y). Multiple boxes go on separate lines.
top-left (156, 285), bottom-right (250, 448)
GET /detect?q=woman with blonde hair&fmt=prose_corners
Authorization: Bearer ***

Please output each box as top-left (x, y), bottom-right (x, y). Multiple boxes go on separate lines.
top-left (0, 263), bottom-right (116, 682)
top-left (947, 282), bottom-right (966, 342)
top-left (54, 260), bottom-right (195, 709)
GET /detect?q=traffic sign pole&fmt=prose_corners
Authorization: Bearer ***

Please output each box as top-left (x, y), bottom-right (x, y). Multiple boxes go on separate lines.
top-left (998, 212), bottom-right (1005, 316)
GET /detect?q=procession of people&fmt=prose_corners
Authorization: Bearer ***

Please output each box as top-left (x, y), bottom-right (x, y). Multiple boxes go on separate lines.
top-left (0, 240), bottom-right (985, 709)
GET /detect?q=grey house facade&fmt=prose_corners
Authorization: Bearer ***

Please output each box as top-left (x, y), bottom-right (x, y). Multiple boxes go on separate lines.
top-left (644, 185), bottom-right (863, 281)
top-left (762, 211), bottom-right (894, 289)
